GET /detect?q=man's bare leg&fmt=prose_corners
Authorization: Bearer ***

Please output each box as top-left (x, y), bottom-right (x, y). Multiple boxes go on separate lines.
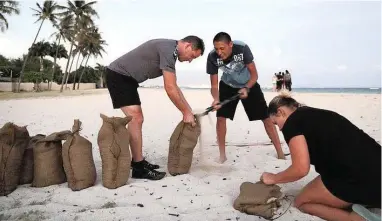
top-left (217, 117), bottom-right (227, 163)
top-left (121, 105), bottom-right (144, 162)
top-left (262, 117), bottom-right (286, 159)
top-left (120, 105), bottom-right (164, 180)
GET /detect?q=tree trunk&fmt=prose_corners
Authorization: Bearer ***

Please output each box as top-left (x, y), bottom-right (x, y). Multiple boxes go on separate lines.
top-left (65, 52), bottom-right (76, 89)
top-left (60, 41), bottom-right (74, 92)
top-left (17, 19), bottom-right (45, 93)
top-left (99, 70), bottom-right (104, 88)
top-left (72, 52), bottom-right (82, 90)
top-left (77, 54), bottom-right (90, 90)
top-left (49, 35), bottom-right (61, 90)
top-left (39, 56), bottom-right (44, 72)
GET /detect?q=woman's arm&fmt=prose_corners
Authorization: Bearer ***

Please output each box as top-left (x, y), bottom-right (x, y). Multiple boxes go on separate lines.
top-left (262, 135), bottom-right (311, 184)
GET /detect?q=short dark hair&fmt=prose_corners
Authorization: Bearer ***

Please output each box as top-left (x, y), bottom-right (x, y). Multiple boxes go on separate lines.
top-left (181, 35), bottom-right (205, 55)
top-left (213, 32), bottom-right (232, 43)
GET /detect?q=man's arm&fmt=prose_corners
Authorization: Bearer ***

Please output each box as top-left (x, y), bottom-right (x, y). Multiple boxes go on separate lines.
top-left (163, 71), bottom-right (192, 114)
top-left (245, 62), bottom-right (259, 89)
top-left (206, 53), bottom-right (219, 101)
top-left (243, 44), bottom-right (258, 89)
top-left (210, 74), bottom-right (219, 101)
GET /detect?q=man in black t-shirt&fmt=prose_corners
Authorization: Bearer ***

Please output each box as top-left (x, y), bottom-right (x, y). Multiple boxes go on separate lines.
top-left (206, 32), bottom-right (286, 163)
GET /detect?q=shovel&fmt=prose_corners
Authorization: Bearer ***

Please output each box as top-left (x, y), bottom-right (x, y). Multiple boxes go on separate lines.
top-left (195, 93), bottom-right (242, 117)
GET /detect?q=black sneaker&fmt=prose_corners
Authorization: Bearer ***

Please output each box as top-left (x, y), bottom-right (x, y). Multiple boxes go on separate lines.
top-left (131, 159), bottom-right (160, 170)
top-left (132, 167), bottom-right (166, 180)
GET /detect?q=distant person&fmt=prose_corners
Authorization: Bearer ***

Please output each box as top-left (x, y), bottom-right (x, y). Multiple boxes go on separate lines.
top-left (272, 73), bottom-right (277, 92)
top-left (276, 72), bottom-right (283, 91)
top-left (261, 93), bottom-right (381, 221)
top-left (105, 36), bottom-right (205, 180)
top-left (284, 70), bottom-right (292, 91)
top-left (206, 32), bottom-right (286, 163)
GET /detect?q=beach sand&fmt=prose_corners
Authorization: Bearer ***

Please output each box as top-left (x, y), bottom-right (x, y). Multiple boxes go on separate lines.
top-left (0, 88), bottom-right (380, 221)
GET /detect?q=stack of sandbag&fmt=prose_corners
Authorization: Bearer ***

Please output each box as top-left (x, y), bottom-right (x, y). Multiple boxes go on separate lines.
top-left (233, 181), bottom-right (284, 219)
top-left (32, 130), bottom-right (71, 187)
top-left (19, 134), bottom-right (46, 185)
top-left (0, 122), bottom-right (30, 196)
top-left (167, 117), bottom-right (201, 176)
top-left (97, 113), bottom-right (132, 189)
top-left (62, 119), bottom-right (96, 191)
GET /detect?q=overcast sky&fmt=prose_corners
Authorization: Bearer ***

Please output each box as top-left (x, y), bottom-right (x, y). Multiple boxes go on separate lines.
top-left (0, 0), bottom-right (380, 88)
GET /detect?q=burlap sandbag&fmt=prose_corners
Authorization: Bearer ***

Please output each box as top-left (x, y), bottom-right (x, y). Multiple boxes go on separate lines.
top-left (32, 130), bottom-right (71, 188)
top-left (0, 122), bottom-right (30, 196)
top-left (167, 118), bottom-right (201, 176)
top-left (233, 181), bottom-right (283, 219)
top-left (62, 119), bottom-right (96, 191)
top-left (97, 113), bottom-right (132, 189)
top-left (19, 134), bottom-right (46, 185)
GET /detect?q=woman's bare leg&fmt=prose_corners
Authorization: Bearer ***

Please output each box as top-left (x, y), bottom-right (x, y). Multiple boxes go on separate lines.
top-left (294, 175), bottom-right (365, 221)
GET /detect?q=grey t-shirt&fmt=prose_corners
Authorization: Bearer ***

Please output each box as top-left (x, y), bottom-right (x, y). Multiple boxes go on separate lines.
top-left (107, 39), bottom-right (178, 83)
top-left (206, 40), bottom-right (254, 88)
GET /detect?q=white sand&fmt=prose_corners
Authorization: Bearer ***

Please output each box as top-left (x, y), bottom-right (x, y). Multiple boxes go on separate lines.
top-left (0, 88), bottom-right (380, 221)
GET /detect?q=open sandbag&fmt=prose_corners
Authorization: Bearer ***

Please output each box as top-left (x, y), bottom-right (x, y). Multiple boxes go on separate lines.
top-left (233, 181), bottom-right (284, 219)
top-left (62, 119), bottom-right (96, 191)
top-left (32, 130), bottom-right (71, 188)
top-left (97, 113), bottom-right (132, 189)
top-left (19, 134), bottom-right (46, 185)
top-left (0, 122), bottom-right (30, 196)
top-left (167, 117), bottom-right (201, 176)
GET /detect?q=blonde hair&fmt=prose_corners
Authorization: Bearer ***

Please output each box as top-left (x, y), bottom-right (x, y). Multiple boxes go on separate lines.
top-left (268, 91), bottom-right (303, 115)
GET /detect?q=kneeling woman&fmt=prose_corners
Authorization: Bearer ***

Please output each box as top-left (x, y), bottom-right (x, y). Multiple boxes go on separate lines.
top-left (260, 94), bottom-right (381, 221)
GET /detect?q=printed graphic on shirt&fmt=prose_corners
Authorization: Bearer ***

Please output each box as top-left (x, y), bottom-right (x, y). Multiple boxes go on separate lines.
top-left (206, 40), bottom-right (254, 88)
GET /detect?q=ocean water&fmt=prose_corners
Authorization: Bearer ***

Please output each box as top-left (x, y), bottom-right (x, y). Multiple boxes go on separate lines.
top-left (260, 87), bottom-right (381, 94)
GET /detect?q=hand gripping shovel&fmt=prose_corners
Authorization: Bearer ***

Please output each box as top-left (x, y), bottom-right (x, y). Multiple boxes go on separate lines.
top-left (195, 93), bottom-right (241, 117)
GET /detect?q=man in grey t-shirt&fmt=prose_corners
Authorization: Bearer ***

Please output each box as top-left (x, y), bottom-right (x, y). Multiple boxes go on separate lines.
top-left (105, 35), bottom-right (205, 181)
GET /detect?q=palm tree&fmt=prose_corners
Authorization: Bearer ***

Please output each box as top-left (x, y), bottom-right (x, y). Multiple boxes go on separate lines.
top-left (95, 63), bottom-right (105, 88)
top-left (28, 40), bottom-right (51, 72)
top-left (48, 42), bottom-right (68, 87)
top-left (16, 0), bottom-right (61, 92)
top-left (48, 14), bottom-right (73, 90)
top-left (77, 27), bottom-right (106, 89)
top-left (0, 1), bottom-right (20, 32)
top-left (58, 0), bottom-right (98, 93)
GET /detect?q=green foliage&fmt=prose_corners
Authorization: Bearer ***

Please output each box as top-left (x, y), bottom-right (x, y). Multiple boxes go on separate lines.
top-left (22, 71), bottom-right (49, 83)
top-left (0, 53), bottom-right (63, 82)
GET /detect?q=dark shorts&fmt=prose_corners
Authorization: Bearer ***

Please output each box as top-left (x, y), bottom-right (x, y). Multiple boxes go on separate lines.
top-left (217, 81), bottom-right (269, 121)
top-left (105, 68), bottom-right (141, 108)
top-left (322, 174), bottom-right (381, 208)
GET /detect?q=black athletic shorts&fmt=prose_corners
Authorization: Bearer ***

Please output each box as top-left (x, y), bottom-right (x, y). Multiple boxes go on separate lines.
top-left (105, 68), bottom-right (141, 108)
top-left (217, 81), bottom-right (269, 121)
